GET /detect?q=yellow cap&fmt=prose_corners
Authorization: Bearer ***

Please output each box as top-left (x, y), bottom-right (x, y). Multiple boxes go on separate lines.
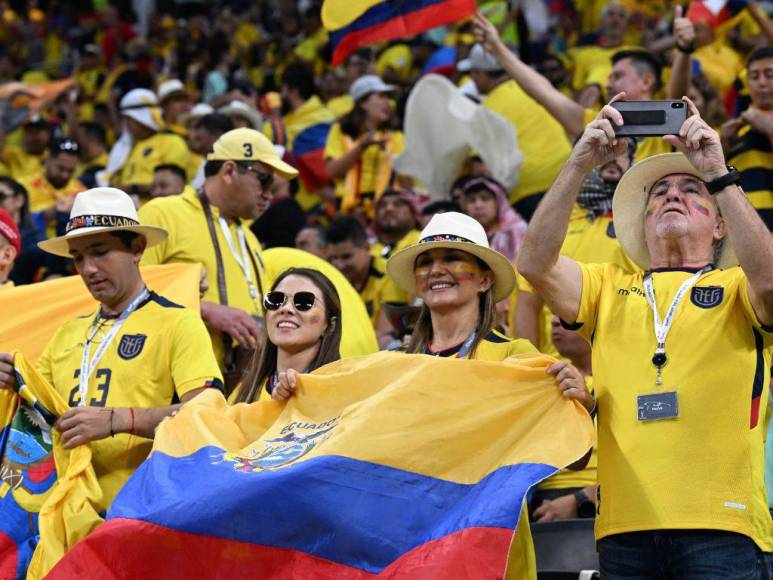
top-left (207, 128), bottom-right (298, 179)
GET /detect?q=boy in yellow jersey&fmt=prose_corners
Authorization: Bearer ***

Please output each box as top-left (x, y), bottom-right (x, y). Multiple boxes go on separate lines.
top-left (139, 128), bottom-right (298, 390)
top-left (1, 116), bottom-right (50, 181)
top-left (520, 95), bottom-right (773, 576)
top-left (0, 187), bottom-right (223, 511)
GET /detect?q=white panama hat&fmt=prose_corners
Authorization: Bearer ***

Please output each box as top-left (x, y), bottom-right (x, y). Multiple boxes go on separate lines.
top-left (612, 153), bottom-right (737, 270)
top-left (38, 187), bottom-right (168, 257)
top-left (386, 211), bottom-right (515, 302)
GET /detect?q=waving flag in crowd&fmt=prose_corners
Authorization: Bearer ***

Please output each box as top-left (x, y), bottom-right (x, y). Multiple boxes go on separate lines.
top-left (289, 122), bottom-right (333, 191)
top-left (49, 351), bottom-right (594, 578)
top-left (323, 0), bottom-right (477, 65)
top-left (0, 353), bottom-right (102, 580)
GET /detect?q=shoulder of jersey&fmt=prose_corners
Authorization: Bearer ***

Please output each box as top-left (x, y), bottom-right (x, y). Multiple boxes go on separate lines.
top-left (483, 329), bottom-right (512, 344)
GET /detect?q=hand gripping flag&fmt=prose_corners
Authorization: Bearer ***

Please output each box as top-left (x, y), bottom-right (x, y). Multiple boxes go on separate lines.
top-left (323, 0), bottom-right (477, 66)
top-left (0, 353), bottom-right (102, 580)
top-left (49, 351), bottom-right (594, 579)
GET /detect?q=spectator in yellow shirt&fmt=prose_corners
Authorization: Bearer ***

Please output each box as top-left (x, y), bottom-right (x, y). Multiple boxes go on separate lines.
top-left (325, 75), bottom-right (404, 217)
top-left (157, 79), bottom-right (193, 137)
top-left (150, 164), bottom-right (188, 198)
top-left (20, 138), bottom-right (85, 238)
top-left (370, 188), bottom-right (421, 260)
top-left (1, 116), bottom-right (50, 181)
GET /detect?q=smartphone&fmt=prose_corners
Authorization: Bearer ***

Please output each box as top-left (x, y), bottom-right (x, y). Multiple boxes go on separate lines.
top-left (611, 100), bottom-right (687, 137)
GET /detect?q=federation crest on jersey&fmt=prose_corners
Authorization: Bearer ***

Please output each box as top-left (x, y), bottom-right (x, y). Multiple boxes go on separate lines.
top-left (118, 334), bottom-right (147, 359)
top-left (218, 418), bottom-right (339, 473)
top-left (691, 286), bottom-right (724, 309)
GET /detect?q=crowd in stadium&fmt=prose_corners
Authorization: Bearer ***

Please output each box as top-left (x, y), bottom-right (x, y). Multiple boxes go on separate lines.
top-left (0, 0), bottom-right (772, 577)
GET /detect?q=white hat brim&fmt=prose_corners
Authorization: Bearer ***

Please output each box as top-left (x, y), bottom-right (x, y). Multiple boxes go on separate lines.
top-left (612, 153), bottom-right (737, 270)
top-left (38, 225), bottom-right (168, 258)
top-left (386, 240), bottom-right (515, 303)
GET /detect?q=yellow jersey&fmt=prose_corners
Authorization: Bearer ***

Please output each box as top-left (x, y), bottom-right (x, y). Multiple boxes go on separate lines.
top-left (359, 256), bottom-right (409, 327)
top-left (36, 291), bottom-right (223, 511)
top-left (1, 146), bottom-right (44, 181)
top-left (516, 205), bottom-right (636, 356)
top-left (574, 263), bottom-right (773, 549)
top-left (138, 188), bottom-right (268, 365)
top-left (326, 94), bottom-right (353, 118)
top-left (19, 175), bottom-right (86, 238)
top-left (370, 229), bottom-right (420, 260)
top-left (727, 126), bottom-right (773, 231)
top-left (113, 131), bottom-right (191, 188)
top-left (324, 123), bottom-right (404, 212)
top-left (483, 81), bottom-right (572, 204)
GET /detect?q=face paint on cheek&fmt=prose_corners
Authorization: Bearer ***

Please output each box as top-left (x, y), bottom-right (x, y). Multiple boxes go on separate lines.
top-left (645, 200), bottom-right (657, 217)
top-left (414, 265), bottom-right (431, 289)
top-left (449, 263), bottom-right (478, 281)
top-left (307, 314), bottom-right (322, 325)
top-left (690, 196), bottom-right (711, 217)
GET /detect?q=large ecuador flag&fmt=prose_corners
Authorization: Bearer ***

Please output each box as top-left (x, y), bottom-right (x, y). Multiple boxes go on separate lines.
top-left (323, 0), bottom-right (477, 66)
top-left (50, 352), bottom-right (594, 578)
top-left (0, 353), bottom-right (102, 580)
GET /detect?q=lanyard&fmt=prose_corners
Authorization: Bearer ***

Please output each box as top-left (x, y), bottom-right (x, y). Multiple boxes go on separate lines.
top-left (78, 288), bottom-right (149, 407)
top-left (642, 266), bottom-right (710, 385)
top-left (217, 217), bottom-right (258, 301)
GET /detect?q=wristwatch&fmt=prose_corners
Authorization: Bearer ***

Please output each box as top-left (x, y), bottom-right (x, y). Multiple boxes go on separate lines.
top-left (574, 489), bottom-right (596, 518)
top-left (706, 166), bottom-right (742, 195)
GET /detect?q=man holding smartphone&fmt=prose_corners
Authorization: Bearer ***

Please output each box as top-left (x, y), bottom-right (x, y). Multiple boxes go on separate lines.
top-left (520, 95), bottom-right (773, 577)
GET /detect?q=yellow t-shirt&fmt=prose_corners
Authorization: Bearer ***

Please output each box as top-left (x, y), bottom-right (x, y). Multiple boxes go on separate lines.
top-left (694, 41), bottom-right (744, 100)
top-left (568, 44), bottom-right (637, 92)
top-left (516, 205), bottom-right (637, 357)
top-left (114, 131), bottom-right (191, 187)
top-left (483, 81), bottom-right (572, 204)
top-left (326, 95), bottom-right (354, 118)
top-left (20, 175), bottom-right (86, 237)
top-left (360, 256), bottom-right (409, 327)
top-left (324, 123), bottom-right (405, 207)
top-left (634, 137), bottom-right (675, 163)
top-left (370, 229), bottom-right (420, 260)
top-left (36, 291), bottom-right (223, 511)
top-left (138, 188), bottom-right (268, 365)
top-left (1, 146), bottom-right (44, 181)
top-left (574, 263), bottom-right (773, 549)
top-left (728, 126), bottom-right (773, 231)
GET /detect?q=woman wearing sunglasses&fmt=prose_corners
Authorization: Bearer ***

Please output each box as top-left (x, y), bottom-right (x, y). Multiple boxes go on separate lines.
top-left (386, 212), bottom-right (594, 579)
top-left (232, 267), bottom-right (342, 403)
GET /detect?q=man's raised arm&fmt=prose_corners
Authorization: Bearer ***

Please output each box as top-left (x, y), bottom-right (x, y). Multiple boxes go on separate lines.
top-left (518, 95), bottom-right (629, 323)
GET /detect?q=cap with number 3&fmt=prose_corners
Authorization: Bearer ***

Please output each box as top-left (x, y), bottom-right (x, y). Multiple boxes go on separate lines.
top-left (206, 127), bottom-right (298, 179)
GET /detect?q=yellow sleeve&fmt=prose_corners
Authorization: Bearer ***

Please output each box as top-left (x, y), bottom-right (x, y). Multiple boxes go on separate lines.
top-left (379, 275), bottom-right (409, 304)
top-left (169, 309), bottom-right (224, 396)
top-left (324, 122), bottom-right (344, 160)
top-left (390, 130), bottom-right (405, 156)
top-left (137, 201), bottom-right (171, 266)
top-left (572, 262), bottom-right (608, 343)
top-left (515, 269), bottom-right (535, 294)
top-left (738, 273), bottom-right (773, 348)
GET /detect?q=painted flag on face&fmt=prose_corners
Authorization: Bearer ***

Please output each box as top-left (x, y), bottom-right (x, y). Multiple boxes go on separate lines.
top-left (48, 351), bottom-right (594, 578)
top-left (323, 0), bottom-right (476, 66)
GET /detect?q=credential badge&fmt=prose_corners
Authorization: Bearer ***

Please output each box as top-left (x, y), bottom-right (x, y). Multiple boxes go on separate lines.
top-left (690, 286), bottom-right (724, 309)
top-left (118, 334), bottom-right (147, 360)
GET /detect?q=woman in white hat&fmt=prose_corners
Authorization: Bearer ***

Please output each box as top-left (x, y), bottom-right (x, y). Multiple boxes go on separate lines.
top-left (387, 211), bottom-right (593, 579)
top-left (324, 74), bottom-right (405, 216)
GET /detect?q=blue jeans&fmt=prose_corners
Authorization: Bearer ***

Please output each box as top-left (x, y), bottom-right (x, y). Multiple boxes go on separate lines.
top-left (598, 530), bottom-right (773, 579)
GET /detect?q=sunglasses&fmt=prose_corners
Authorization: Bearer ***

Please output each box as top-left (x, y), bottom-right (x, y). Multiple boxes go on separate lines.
top-left (263, 291), bottom-right (319, 312)
top-left (243, 165), bottom-right (274, 189)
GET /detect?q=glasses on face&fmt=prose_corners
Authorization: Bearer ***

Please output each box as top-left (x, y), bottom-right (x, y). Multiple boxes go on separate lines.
top-left (264, 290), bottom-right (319, 312)
top-left (242, 165), bottom-right (274, 189)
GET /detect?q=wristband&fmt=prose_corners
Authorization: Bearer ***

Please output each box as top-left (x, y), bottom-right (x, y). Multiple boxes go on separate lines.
top-left (676, 41), bottom-right (695, 54)
top-left (574, 489), bottom-right (596, 518)
top-left (706, 165), bottom-right (742, 195)
top-left (109, 408), bottom-right (115, 437)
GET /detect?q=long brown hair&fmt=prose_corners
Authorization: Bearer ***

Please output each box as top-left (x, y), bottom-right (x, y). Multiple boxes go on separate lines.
top-left (339, 93), bottom-right (399, 139)
top-left (235, 268), bottom-right (342, 403)
top-left (405, 255), bottom-right (496, 358)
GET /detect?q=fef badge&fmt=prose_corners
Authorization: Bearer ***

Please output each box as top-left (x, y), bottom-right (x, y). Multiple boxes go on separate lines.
top-left (118, 334), bottom-right (147, 360)
top-left (691, 286), bottom-right (724, 309)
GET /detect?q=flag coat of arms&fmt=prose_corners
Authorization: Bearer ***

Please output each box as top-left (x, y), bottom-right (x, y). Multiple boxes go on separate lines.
top-left (50, 352), bottom-right (594, 578)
